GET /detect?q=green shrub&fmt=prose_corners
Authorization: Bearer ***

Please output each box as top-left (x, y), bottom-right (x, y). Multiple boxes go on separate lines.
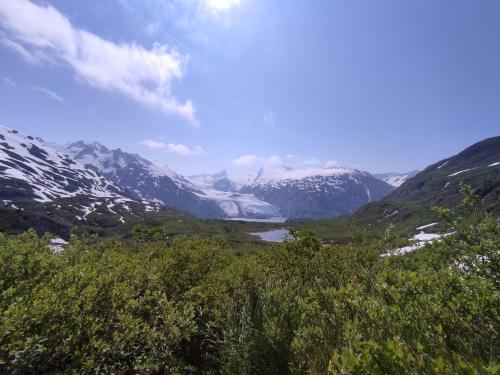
top-left (0, 188), bottom-right (498, 373)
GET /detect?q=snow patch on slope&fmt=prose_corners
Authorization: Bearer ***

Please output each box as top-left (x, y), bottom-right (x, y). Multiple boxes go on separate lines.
top-left (373, 171), bottom-right (419, 187)
top-left (381, 229), bottom-right (454, 257)
top-left (0, 126), bottom-right (128, 202)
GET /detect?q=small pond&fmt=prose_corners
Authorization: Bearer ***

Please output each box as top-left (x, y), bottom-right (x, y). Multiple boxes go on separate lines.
top-left (248, 228), bottom-right (291, 243)
top-left (227, 217), bottom-right (287, 223)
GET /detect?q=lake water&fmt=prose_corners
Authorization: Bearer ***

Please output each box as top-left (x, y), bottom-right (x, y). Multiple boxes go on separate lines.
top-left (227, 217), bottom-right (288, 223)
top-left (248, 228), bottom-right (291, 242)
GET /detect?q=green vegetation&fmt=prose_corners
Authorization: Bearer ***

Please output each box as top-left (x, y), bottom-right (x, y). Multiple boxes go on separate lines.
top-left (0, 200), bottom-right (286, 245)
top-left (291, 200), bottom-right (439, 243)
top-left (299, 138), bottom-right (500, 243)
top-left (297, 175), bottom-right (500, 243)
top-left (0, 189), bottom-right (498, 374)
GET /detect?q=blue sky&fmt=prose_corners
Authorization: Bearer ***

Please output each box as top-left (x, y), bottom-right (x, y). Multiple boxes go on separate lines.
top-left (0, 0), bottom-right (499, 175)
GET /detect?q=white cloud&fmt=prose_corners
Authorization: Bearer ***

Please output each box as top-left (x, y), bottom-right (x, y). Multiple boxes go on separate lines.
top-left (301, 158), bottom-right (321, 166)
top-left (193, 145), bottom-right (205, 155)
top-left (32, 85), bottom-right (64, 103)
top-left (1, 77), bottom-right (16, 87)
top-left (141, 139), bottom-right (165, 149)
top-left (232, 154), bottom-right (260, 167)
top-left (232, 154), bottom-right (285, 167)
top-left (141, 139), bottom-right (204, 156)
top-left (324, 160), bottom-right (342, 168)
top-left (0, 34), bottom-right (42, 63)
top-left (266, 155), bottom-right (283, 165)
top-left (0, 0), bottom-right (197, 124)
top-left (263, 112), bottom-right (276, 126)
top-left (165, 143), bottom-right (192, 156)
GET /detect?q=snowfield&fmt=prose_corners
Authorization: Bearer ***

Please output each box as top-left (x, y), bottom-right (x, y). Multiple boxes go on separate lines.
top-left (197, 189), bottom-right (281, 218)
top-left (381, 227), bottom-right (454, 257)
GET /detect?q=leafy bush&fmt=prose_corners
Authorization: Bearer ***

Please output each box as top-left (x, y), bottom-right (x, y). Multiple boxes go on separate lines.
top-left (0, 189), bottom-right (498, 373)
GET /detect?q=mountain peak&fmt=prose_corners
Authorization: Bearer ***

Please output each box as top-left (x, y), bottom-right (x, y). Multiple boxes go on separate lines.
top-left (0, 127), bottom-right (129, 203)
top-left (254, 164), bottom-right (355, 184)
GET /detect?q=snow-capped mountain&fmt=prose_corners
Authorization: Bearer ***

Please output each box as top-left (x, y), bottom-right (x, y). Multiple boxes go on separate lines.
top-left (57, 141), bottom-right (280, 219)
top-left (189, 170), bottom-right (254, 193)
top-left (373, 171), bottom-right (419, 187)
top-left (0, 127), bottom-right (126, 203)
top-left (194, 164), bottom-right (395, 219)
top-left (242, 165), bottom-right (394, 219)
top-left (0, 127), bottom-right (162, 233)
top-left (1, 127), bottom-right (394, 221)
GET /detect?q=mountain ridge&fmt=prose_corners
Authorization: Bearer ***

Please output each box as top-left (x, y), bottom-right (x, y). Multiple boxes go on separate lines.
top-left (301, 135), bottom-right (500, 240)
top-left (56, 140), bottom-right (281, 219)
top-left (191, 164), bottom-right (395, 219)
top-left (0, 126), bottom-right (166, 237)
top-left (55, 140), bottom-right (395, 219)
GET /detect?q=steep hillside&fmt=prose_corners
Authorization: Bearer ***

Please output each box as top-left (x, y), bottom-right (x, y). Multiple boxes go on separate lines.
top-left (0, 127), bottom-right (164, 236)
top-left (388, 136), bottom-right (500, 209)
top-left (300, 136), bottom-right (500, 240)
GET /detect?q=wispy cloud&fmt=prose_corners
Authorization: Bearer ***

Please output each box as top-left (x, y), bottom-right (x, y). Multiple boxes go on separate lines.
top-left (0, 0), bottom-right (197, 124)
top-left (0, 35), bottom-right (41, 63)
top-left (232, 154), bottom-right (284, 167)
top-left (32, 85), bottom-right (64, 103)
top-left (266, 155), bottom-right (283, 165)
top-left (142, 139), bottom-right (204, 156)
top-left (1, 77), bottom-right (16, 88)
top-left (324, 160), bottom-right (342, 168)
top-left (262, 155), bottom-right (342, 168)
top-left (231, 154), bottom-right (345, 170)
top-left (232, 154), bottom-right (260, 167)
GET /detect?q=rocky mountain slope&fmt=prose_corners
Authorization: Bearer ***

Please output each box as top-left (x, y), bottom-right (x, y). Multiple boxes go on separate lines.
top-left (303, 136), bottom-right (500, 239)
top-left (56, 141), bottom-right (280, 219)
top-left (0, 126), bottom-right (164, 236)
top-left (192, 165), bottom-right (395, 219)
top-left (387, 136), bottom-right (500, 209)
top-left (0, 128), bottom-right (125, 203)
top-left (240, 165), bottom-right (394, 219)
